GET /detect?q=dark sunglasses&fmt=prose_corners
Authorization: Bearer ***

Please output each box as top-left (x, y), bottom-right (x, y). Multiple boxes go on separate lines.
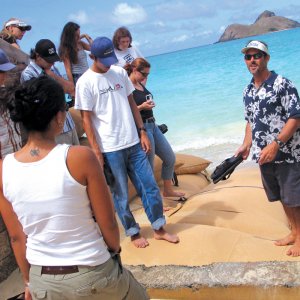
top-left (14, 26), bottom-right (27, 32)
top-left (138, 70), bottom-right (150, 77)
top-left (244, 52), bottom-right (264, 61)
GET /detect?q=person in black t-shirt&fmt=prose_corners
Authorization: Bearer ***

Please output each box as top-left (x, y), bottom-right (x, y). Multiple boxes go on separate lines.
top-left (126, 58), bottom-right (185, 199)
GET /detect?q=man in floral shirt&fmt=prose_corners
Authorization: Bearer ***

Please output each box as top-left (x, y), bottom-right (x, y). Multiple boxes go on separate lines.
top-left (236, 40), bottom-right (300, 256)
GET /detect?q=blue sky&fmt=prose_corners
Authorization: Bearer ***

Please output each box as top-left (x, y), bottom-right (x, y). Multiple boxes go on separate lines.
top-left (1, 0), bottom-right (300, 57)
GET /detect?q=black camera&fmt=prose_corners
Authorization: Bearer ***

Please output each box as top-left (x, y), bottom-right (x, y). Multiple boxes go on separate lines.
top-left (158, 124), bottom-right (168, 134)
top-left (103, 163), bottom-right (115, 186)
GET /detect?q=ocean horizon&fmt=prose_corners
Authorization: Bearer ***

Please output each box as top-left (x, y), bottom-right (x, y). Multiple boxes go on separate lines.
top-left (146, 28), bottom-right (300, 168)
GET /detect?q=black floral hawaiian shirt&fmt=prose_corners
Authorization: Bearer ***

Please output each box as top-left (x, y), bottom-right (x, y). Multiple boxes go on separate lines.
top-left (244, 71), bottom-right (300, 163)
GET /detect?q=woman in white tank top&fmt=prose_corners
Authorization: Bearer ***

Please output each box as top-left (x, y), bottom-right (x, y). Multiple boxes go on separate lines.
top-left (0, 76), bottom-right (148, 300)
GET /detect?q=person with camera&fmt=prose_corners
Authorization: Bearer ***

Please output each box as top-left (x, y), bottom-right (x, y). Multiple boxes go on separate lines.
top-left (126, 58), bottom-right (185, 199)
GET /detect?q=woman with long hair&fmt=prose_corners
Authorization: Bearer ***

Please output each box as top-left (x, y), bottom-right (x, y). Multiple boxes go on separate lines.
top-left (0, 76), bottom-right (148, 300)
top-left (59, 22), bottom-right (93, 84)
top-left (126, 58), bottom-right (185, 199)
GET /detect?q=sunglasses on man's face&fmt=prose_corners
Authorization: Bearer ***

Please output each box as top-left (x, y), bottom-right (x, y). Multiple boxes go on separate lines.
top-left (244, 52), bottom-right (264, 61)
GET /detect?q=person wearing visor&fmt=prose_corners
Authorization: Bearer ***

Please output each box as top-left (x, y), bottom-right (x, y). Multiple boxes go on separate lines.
top-left (21, 39), bottom-right (79, 146)
top-left (236, 40), bottom-right (300, 257)
top-left (0, 18), bottom-right (31, 49)
top-left (75, 37), bottom-right (179, 248)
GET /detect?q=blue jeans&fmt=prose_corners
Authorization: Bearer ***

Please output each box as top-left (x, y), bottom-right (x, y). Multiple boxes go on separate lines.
top-left (144, 122), bottom-right (176, 180)
top-left (103, 143), bottom-right (165, 236)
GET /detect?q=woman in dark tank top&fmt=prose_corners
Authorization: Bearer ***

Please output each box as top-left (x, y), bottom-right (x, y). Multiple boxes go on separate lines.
top-left (126, 58), bottom-right (185, 200)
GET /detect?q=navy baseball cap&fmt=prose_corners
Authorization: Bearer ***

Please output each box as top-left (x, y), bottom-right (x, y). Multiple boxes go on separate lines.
top-left (0, 49), bottom-right (16, 71)
top-left (91, 37), bottom-right (118, 67)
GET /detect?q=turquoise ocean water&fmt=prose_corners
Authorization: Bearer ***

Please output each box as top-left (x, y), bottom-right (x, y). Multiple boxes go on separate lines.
top-left (146, 28), bottom-right (300, 168)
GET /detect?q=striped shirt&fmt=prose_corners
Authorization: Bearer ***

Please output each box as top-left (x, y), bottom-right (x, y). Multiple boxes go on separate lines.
top-left (71, 49), bottom-right (89, 75)
top-left (0, 110), bottom-right (22, 159)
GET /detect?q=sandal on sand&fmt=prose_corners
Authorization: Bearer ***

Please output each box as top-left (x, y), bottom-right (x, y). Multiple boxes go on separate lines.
top-left (164, 196), bottom-right (188, 203)
top-left (211, 155), bottom-right (243, 184)
top-left (165, 203), bottom-right (183, 217)
top-left (7, 292), bottom-right (25, 300)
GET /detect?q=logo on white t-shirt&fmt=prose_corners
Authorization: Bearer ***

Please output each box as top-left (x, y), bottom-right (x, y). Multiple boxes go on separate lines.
top-left (99, 83), bottom-right (123, 95)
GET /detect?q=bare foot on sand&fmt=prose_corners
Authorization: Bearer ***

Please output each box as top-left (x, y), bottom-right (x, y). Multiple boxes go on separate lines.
top-left (274, 233), bottom-right (296, 246)
top-left (154, 228), bottom-right (179, 243)
top-left (286, 240), bottom-right (300, 256)
top-left (163, 206), bottom-right (172, 212)
top-left (131, 234), bottom-right (149, 248)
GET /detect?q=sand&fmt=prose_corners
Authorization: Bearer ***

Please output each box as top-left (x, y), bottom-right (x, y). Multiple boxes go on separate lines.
top-left (1, 162), bottom-right (300, 300)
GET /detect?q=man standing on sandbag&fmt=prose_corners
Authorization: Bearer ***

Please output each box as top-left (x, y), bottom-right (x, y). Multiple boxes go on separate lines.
top-left (75, 37), bottom-right (179, 248)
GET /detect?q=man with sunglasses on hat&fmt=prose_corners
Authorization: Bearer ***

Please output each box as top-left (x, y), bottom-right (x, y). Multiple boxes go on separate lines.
top-left (0, 18), bottom-right (31, 49)
top-left (75, 37), bottom-right (179, 249)
top-left (236, 40), bottom-right (300, 256)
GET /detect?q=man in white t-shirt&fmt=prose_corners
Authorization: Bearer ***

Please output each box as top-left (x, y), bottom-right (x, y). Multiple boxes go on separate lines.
top-left (75, 37), bottom-right (179, 248)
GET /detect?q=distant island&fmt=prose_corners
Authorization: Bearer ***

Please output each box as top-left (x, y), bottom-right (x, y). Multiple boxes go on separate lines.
top-left (218, 10), bottom-right (300, 42)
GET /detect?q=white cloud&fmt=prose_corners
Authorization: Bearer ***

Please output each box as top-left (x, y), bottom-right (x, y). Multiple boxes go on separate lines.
top-left (68, 10), bottom-right (89, 25)
top-left (132, 40), bottom-right (141, 47)
top-left (155, 1), bottom-right (216, 20)
top-left (112, 3), bottom-right (147, 25)
top-left (196, 30), bottom-right (213, 37)
top-left (219, 25), bottom-right (226, 33)
top-left (172, 34), bottom-right (189, 43)
top-left (154, 21), bottom-right (166, 28)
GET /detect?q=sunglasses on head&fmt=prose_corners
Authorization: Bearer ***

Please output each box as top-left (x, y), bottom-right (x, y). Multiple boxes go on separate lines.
top-left (138, 70), bottom-right (150, 77)
top-left (244, 52), bottom-right (264, 61)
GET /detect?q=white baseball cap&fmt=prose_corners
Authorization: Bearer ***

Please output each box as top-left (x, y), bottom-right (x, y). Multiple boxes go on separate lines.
top-left (241, 40), bottom-right (269, 56)
top-left (5, 19), bottom-right (31, 31)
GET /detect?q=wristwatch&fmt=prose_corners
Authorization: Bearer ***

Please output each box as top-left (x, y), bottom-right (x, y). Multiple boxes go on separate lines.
top-left (274, 137), bottom-right (285, 148)
top-left (138, 127), bottom-right (147, 132)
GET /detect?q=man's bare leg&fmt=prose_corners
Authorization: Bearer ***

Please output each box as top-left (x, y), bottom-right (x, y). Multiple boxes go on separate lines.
top-left (286, 207), bottom-right (300, 256)
top-left (131, 233), bottom-right (149, 248)
top-left (154, 227), bottom-right (179, 243)
top-left (275, 204), bottom-right (296, 246)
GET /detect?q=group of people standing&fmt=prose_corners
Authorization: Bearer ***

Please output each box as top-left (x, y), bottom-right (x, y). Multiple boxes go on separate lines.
top-left (1, 16), bottom-right (300, 300)
top-left (0, 18), bottom-right (183, 299)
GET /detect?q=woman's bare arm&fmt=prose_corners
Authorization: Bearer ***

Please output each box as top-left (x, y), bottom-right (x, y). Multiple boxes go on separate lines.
top-left (62, 57), bottom-right (74, 83)
top-left (0, 160), bottom-right (31, 294)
